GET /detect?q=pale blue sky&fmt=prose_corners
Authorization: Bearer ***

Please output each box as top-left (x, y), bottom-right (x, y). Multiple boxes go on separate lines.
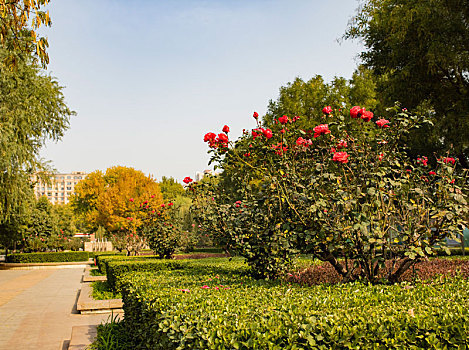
top-left (41, 0), bottom-right (363, 182)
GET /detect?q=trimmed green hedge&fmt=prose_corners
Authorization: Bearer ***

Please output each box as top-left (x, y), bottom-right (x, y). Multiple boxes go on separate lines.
top-left (94, 253), bottom-right (127, 273)
top-left (116, 259), bottom-right (469, 349)
top-left (7, 251), bottom-right (92, 263)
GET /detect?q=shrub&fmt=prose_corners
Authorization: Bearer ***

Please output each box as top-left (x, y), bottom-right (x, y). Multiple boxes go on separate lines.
top-left (7, 251), bottom-right (91, 263)
top-left (105, 258), bottom-right (186, 292)
top-left (119, 261), bottom-right (469, 349)
top-left (191, 107), bottom-right (468, 281)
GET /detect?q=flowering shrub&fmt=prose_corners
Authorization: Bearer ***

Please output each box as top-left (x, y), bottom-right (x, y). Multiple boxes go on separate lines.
top-left (191, 106), bottom-right (468, 281)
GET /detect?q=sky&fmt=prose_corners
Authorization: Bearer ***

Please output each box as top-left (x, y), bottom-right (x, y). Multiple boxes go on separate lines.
top-left (40, 0), bottom-right (363, 182)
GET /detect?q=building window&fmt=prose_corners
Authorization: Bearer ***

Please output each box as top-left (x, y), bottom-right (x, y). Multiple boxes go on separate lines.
top-left (66, 187), bottom-right (71, 190)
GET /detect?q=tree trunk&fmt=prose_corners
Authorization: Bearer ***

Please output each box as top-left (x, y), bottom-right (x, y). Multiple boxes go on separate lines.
top-left (388, 257), bottom-right (419, 284)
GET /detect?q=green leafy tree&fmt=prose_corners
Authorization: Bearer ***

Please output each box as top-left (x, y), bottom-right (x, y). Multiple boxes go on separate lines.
top-left (159, 176), bottom-right (185, 201)
top-left (345, 0), bottom-right (469, 166)
top-left (53, 203), bottom-right (77, 236)
top-left (264, 68), bottom-right (378, 130)
top-left (0, 40), bottom-right (73, 252)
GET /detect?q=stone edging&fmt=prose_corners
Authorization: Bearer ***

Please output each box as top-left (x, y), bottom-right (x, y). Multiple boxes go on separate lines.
top-left (77, 283), bottom-right (123, 314)
top-left (83, 267), bottom-right (107, 282)
top-left (68, 325), bottom-right (98, 350)
top-left (0, 261), bottom-right (92, 270)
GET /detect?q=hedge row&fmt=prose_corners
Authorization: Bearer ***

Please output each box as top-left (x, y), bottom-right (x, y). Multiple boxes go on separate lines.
top-left (6, 251), bottom-right (92, 263)
top-left (104, 257), bottom-right (247, 292)
top-left (118, 260), bottom-right (469, 349)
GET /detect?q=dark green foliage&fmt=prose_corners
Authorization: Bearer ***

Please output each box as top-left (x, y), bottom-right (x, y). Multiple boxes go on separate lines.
top-left (116, 259), bottom-right (469, 349)
top-left (7, 251), bottom-right (91, 263)
top-left (345, 0), bottom-right (469, 166)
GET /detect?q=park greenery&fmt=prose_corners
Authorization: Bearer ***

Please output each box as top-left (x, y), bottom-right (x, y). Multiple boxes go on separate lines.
top-left (1, 0), bottom-right (469, 348)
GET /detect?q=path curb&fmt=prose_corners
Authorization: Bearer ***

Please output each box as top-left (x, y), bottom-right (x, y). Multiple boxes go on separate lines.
top-left (68, 325), bottom-right (98, 350)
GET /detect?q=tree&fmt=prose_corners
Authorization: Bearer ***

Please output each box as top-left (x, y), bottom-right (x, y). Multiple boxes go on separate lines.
top-left (159, 176), bottom-right (185, 201)
top-left (71, 166), bottom-right (164, 233)
top-left (0, 40), bottom-right (73, 252)
top-left (345, 0), bottom-right (469, 167)
top-left (263, 68), bottom-right (378, 130)
top-left (0, 0), bottom-right (51, 67)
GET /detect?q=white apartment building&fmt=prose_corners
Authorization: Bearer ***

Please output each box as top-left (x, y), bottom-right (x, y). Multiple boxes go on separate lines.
top-left (32, 171), bottom-right (87, 204)
top-left (195, 169), bottom-right (217, 182)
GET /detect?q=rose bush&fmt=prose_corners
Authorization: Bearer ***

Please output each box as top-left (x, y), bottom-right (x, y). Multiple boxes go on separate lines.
top-left (190, 106), bottom-right (468, 281)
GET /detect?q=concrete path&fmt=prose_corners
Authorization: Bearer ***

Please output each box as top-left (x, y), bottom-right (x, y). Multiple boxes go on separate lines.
top-left (0, 267), bottom-right (114, 350)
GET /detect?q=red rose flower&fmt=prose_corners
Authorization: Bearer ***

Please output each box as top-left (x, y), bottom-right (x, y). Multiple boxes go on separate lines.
top-left (313, 124), bottom-right (331, 138)
top-left (417, 156), bottom-right (428, 166)
top-left (442, 157), bottom-right (456, 164)
top-left (204, 132), bottom-right (216, 142)
top-left (253, 111), bottom-right (259, 119)
top-left (263, 128), bottom-right (273, 139)
top-left (280, 129), bottom-right (286, 134)
top-left (183, 177), bottom-right (193, 184)
top-left (252, 128), bottom-right (263, 140)
top-left (350, 106), bottom-right (361, 118)
top-left (378, 153), bottom-right (384, 161)
top-left (222, 125), bottom-right (230, 133)
top-left (217, 133), bottom-right (229, 146)
top-left (129, 198), bottom-right (134, 202)
top-left (429, 171), bottom-right (436, 175)
top-left (376, 119), bottom-right (390, 128)
top-left (278, 115), bottom-right (289, 124)
top-left (332, 152), bottom-right (349, 164)
top-left (322, 106), bottom-right (332, 115)
top-left (361, 110), bottom-right (374, 122)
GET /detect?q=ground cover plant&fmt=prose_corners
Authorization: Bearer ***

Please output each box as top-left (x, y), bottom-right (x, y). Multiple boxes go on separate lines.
top-left (92, 257), bottom-right (469, 349)
top-left (91, 281), bottom-right (121, 300)
top-left (190, 107), bottom-right (468, 282)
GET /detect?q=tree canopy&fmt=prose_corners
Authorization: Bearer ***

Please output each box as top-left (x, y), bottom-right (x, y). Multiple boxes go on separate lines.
top-left (71, 166), bottom-right (164, 233)
top-left (263, 67), bottom-right (378, 129)
top-left (0, 0), bottom-right (51, 67)
top-left (345, 0), bottom-right (469, 166)
top-left (159, 176), bottom-right (185, 201)
top-left (0, 43), bottom-right (73, 228)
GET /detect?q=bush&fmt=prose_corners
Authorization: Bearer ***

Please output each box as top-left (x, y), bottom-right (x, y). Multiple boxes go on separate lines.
top-left (118, 260), bottom-right (469, 349)
top-left (6, 251), bottom-right (91, 263)
top-left (106, 258), bottom-right (186, 292)
top-left (192, 108), bottom-right (469, 281)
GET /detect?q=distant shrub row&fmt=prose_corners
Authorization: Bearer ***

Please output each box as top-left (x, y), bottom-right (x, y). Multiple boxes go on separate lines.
top-left (7, 251), bottom-right (92, 263)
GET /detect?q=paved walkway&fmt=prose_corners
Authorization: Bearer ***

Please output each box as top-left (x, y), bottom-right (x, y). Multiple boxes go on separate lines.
top-left (0, 267), bottom-right (113, 350)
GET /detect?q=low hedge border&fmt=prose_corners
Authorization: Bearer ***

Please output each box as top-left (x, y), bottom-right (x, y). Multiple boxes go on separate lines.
top-left (7, 251), bottom-right (92, 263)
top-left (118, 261), bottom-right (469, 349)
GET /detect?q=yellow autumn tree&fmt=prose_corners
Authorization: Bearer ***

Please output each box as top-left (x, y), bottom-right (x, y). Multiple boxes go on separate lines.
top-left (71, 166), bottom-right (163, 233)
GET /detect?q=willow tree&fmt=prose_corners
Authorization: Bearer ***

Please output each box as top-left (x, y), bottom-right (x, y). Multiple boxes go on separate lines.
top-left (0, 43), bottom-right (73, 250)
